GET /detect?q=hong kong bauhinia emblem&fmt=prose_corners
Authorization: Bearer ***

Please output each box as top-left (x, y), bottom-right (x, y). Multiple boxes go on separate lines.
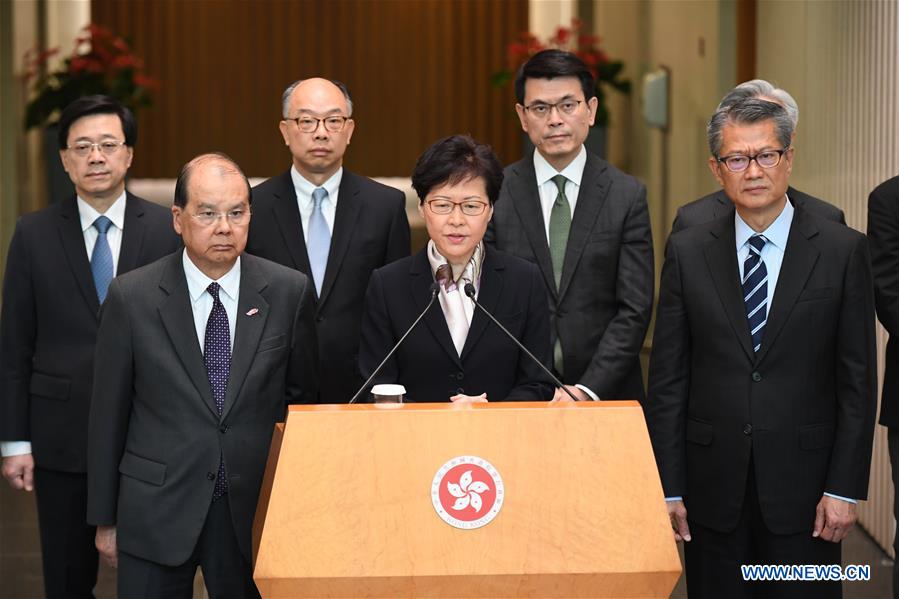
top-left (431, 456), bottom-right (504, 529)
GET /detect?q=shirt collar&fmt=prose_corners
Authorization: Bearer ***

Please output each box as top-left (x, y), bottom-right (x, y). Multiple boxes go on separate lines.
top-left (290, 166), bottom-right (343, 207)
top-left (78, 191), bottom-right (127, 232)
top-left (533, 145), bottom-right (587, 187)
top-left (734, 194), bottom-right (794, 252)
top-left (182, 249), bottom-right (241, 303)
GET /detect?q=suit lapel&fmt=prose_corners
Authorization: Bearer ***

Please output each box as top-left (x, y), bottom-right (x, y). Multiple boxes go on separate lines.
top-left (157, 254), bottom-right (219, 418)
top-left (714, 190), bottom-right (731, 220)
top-left (222, 257), bottom-right (269, 420)
top-left (558, 153), bottom-right (609, 299)
top-left (755, 211), bottom-right (820, 364)
top-left (703, 218), bottom-right (755, 362)
top-left (460, 251), bottom-right (503, 359)
top-left (508, 158), bottom-right (557, 299)
top-left (317, 172), bottom-right (360, 309)
top-left (269, 171), bottom-right (313, 276)
top-left (117, 192), bottom-right (147, 275)
top-left (58, 196), bottom-right (101, 317)
top-left (411, 252), bottom-right (462, 368)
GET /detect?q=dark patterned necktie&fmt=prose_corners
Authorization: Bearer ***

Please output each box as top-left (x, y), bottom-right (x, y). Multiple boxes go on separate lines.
top-left (742, 235), bottom-right (768, 353)
top-left (204, 282), bottom-right (230, 499)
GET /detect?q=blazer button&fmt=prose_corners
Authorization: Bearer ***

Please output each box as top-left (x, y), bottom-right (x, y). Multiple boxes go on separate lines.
top-left (315, 315), bottom-right (324, 323)
top-left (219, 425), bottom-right (229, 434)
top-left (456, 387), bottom-right (464, 394)
top-left (456, 372), bottom-right (464, 380)
top-left (743, 424), bottom-right (753, 435)
top-left (207, 472), bottom-right (216, 480)
top-left (751, 371), bottom-right (762, 382)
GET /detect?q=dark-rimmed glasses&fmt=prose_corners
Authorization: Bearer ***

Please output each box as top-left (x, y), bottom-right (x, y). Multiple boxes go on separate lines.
top-left (717, 148), bottom-right (790, 172)
top-left (284, 116), bottom-right (350, 133)
top-left (426, 200), bottom-right (489, 216)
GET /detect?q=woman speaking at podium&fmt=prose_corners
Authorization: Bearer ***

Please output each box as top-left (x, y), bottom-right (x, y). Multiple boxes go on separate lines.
top-left (358, 135), bottom-right (554, 403)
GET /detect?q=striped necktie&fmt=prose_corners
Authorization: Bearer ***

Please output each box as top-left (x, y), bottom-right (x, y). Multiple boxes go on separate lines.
top-left (742, 235), bottom-right (768, 353)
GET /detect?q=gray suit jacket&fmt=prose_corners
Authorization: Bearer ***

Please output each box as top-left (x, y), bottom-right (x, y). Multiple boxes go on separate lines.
top-left (86, 251), bottom-right (317, 565)
top-left (485, 151), bottom-right (654, 400)
top-left (671, 186), bottom-right (845, 234)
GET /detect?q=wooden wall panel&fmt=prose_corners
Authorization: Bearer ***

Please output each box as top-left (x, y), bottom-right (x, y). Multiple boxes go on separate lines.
top-left (91, 0), bottom-right (527, 179)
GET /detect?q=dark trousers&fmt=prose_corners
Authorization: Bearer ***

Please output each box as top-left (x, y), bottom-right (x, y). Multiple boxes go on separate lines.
top-left (117, 495), bottom-right (260, 599)
top-left (684, 462), bottom-right (842, 599)
top-left (33, 468), bottom-right (98, 599)
top-left (888, 428), bottom-right (899, 598)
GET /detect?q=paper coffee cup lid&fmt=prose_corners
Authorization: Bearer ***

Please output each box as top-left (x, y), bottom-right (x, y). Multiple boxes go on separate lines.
top-left (372, 384), bottom-right (406, 396)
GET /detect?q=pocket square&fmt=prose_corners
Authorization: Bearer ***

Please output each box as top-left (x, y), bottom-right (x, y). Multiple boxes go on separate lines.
top-left (246, 308), bottom-right (259, 316)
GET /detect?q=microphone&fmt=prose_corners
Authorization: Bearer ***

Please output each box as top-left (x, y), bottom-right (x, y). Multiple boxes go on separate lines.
top-left (349, 281), bottom-right (441, 404)
top-left (463, 283), bottom-right (580, 402)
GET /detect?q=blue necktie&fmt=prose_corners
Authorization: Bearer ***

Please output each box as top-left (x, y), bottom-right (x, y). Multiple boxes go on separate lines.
top-left (91, 216), bottom-right (114, 303)
top-left (742, 235), bottom-right (768, 353)
top-left (204, 282), bottom-right (230, 500)
top-left (307, 187), bottom-right (331, 295)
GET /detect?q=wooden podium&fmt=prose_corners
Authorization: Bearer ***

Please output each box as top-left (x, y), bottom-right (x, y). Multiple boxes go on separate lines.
top-left (252, 401), bottom-right (681, 598)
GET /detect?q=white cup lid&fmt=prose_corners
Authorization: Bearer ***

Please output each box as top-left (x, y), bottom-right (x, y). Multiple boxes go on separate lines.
top-left (371, 384), bottom-right (406, 396)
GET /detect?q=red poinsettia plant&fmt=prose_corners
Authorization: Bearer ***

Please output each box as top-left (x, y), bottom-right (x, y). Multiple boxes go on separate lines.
top-left (23, 24), bottom-right (159, 130)
top-left (493, 18), bottom-right (630, 127)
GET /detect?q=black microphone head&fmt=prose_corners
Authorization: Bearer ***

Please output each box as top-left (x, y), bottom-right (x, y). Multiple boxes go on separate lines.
top-left (429, 281), bottom-right (441, 296)
top-left (464, 283), bottom-right (476, 298)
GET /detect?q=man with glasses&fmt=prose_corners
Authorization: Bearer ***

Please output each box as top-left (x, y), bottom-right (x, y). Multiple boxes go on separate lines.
top-left (0, 95), bottom-right (179, 597)
top-left (87, 153), bottom-right (317, 597)
top-left (486, 49), bottom-right (654, 403)
top-left (644, 98), bottom-right (876, 597)
top-left (671, 80), bottom-right (844, 232)
top-left (247, 78), bottom-right (410, 404)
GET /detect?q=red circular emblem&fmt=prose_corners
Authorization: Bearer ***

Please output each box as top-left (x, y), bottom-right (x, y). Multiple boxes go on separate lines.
top-left (431, 456), bottom-right (504, 529)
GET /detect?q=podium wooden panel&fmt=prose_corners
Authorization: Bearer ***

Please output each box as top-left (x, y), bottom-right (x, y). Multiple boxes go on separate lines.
top-left (252, 401), bottom-right (680, 598)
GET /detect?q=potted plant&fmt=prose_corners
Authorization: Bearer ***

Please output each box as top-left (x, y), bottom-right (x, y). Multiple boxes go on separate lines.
top-left (22, 24), bottom-right (158, 200)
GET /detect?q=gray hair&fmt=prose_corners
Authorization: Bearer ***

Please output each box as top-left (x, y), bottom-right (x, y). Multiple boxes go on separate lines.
top-left (173, 152), bottom-right (251, 208)
top-left (717, 79), bottom-right (799, 129)
top-left (280, 79), bottom-right (354, 118)
top-left (707, 98), bottom-right (794, 158)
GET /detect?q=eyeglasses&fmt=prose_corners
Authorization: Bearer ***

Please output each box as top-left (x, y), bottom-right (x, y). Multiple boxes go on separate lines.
top-left (190, 208), bottom-right (251, 226)
top-left (523, 99), bottom-right (583, 118)
top-left (285, 115), bottom-right (350, 133)
top-left (426, 200), bottom-right (489, 216)
top-left (717, 148), bottom-right (790, 172)
top-left (66, 140), bottom-right (127, 157)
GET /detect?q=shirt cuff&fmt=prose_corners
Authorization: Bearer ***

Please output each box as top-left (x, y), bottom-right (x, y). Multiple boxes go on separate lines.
top-left (823, 492), bottom-right (857, 504)
top-left (1, 441), bottom-right (32, 457)
top-left (665, 496), bottom-right (683, 502)
top-left (575, 384), bottom-right (600, 401)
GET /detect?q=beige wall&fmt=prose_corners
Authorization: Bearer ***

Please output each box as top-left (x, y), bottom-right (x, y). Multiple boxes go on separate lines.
top-left (757, 0), bottom-right (899, 556)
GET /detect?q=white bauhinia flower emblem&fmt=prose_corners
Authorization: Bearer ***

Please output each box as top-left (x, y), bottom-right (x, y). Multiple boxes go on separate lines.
top-left (447, 470), bottom-right (490, 513)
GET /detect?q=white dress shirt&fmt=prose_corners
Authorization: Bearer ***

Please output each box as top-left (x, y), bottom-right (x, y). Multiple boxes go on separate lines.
top-left (1, 192), bottom-right (127, 457)
top-left (182, 250), bottom-right (240, 353)
top-left (533, 145), bottom-right (587, 243)
top-left (291, 166), bottom-right (342, 238)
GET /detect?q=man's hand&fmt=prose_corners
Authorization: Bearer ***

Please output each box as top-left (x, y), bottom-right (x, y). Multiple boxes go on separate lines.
top-left (96, 525), bottom-right (118, 568)
top-left (551, 385), bottom-right (590, 402)
top-left (668, 499), bottom-right (691, 542)
top-left (1, 454), bottom-right (35, 491)
top-left (450, 393), bottom-right (488, 403)
top-left (813, 495), bottom-right (857, 543)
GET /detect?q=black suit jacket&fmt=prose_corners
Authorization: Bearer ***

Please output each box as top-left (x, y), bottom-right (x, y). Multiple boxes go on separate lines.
top-left (868, 175), bottom-right (899, 428)
top-left (644, 207), bottom-right (876, 534)
top-left (485, 151), bottom-right (654, 400)
top-left (0, 193), bottom-right (179, 472)
top-left (358, 248), bottom-right (555, 402)
top-left (86, 252), bottom-right (318, 566)
top-left (247, 170), bottom-right (410, 403)
top-left (671, 186), bottom-right (845, 233)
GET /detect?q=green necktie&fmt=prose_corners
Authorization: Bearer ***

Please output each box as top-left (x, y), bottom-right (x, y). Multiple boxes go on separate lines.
top-left (548, 174), bottom-right (571, 290)
top-left (548, 174), bottom-right (570, 376)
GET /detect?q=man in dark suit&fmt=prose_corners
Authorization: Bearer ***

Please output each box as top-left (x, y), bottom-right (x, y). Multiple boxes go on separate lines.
top-left (247, 77), bottom-right (410, 404)
top-left (0, 95), bottom-right (179, 598)
top-left (86, 153), bottom-right (317, 597)
top-left (672, 80), bottom-right (844, 233)
top-left (866, 174), bottom-right (899, 598)
top-left (645, 98), bottom-right (876, 598)
top-left (485, 49), bottom-right (654, 402)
